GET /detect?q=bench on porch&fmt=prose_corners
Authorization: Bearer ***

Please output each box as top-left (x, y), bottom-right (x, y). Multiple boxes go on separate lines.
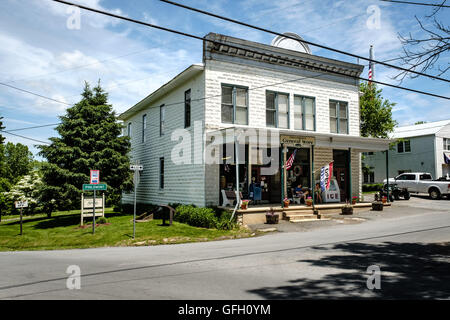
top-left (221, 190), bottom-right (244, 207)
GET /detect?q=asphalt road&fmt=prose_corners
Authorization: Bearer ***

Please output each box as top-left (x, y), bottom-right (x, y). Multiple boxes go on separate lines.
top-left (0, 197), bottom-right (449, 300)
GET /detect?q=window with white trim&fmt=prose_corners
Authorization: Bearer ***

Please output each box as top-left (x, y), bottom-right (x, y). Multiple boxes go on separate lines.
top-left (397, 140), bottom-right (411, 153)
top-left (444, 138), bottom-right (450, 151)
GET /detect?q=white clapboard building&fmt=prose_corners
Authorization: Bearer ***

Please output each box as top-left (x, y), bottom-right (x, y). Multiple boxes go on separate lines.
top-left (118, 32), bottom-right (391, 207)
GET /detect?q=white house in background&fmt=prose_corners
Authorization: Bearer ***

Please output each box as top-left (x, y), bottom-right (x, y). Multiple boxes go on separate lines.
top-left (363, 119), bottom-right (450, 183)
top-left (118, 32), bottom-right (391, 207)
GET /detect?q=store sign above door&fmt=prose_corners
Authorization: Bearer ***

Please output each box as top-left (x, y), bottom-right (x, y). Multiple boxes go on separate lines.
top-left (280, 135), bottom-right (315, 147)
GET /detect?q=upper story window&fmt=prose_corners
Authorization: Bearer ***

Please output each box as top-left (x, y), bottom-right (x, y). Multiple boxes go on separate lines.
top-left (294, 96), bottom-right (315, 131)
top-left (221, 85), bottom-right (248, 125)
top-left (330, 100), bottom-right (348, 134)
top-left (397, 140), bottom-right (411, 153)
top-left (160, 104), bottom-right (165, 136)
top-left (127, 122), bottom-right (131, 137)
top-left (266, 91), bottom-right (289, 129)
top-left (185, 89), bottom-right (191, 128)
top-left (142, 114), bottom-right (147, 143)
top-left (444, 138), bottom-right (450, 151)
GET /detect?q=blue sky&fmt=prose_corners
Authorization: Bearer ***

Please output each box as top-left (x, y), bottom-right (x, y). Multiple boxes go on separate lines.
top-left (0, 0), bottom-right (449, 157)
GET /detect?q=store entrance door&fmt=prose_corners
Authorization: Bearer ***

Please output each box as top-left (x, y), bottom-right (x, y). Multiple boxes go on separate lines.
top-left (333, 149), bottom-right (350, 202)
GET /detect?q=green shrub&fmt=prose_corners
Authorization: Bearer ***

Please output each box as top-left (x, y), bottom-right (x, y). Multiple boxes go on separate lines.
top-left (174, 205), bottom-right (238, 230)
top-left (362, 183), bottom-right (383, 192)
top-left (96, 217), bottom-right (107, 224)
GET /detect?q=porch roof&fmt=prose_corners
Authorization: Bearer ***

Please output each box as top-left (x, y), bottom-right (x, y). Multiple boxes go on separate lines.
top-left (205, 126), bottom-right (393, 152)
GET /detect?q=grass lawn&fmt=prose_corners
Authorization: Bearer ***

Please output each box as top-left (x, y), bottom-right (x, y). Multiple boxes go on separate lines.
top-left (0, 208), bottom-right (254, 251)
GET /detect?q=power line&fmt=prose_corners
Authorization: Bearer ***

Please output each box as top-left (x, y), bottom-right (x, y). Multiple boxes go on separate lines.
top-left (5, 48), bottom-right (159, 84)
top-left (0, 130), bottom-right (51, 145)
top-left (3, 123), bottom-right (60, 132)
top-left (379, 0), bottom-right (450, 7)
top-left (159, 0), bottom-right (450, 83)
top-left (49, 0), bottom-right (449, 100)
top-left (0, 82), bottom-right (72, 106)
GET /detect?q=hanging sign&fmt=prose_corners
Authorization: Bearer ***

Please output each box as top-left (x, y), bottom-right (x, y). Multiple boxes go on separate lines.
top-left (280, 135), bottom-right (315, 147)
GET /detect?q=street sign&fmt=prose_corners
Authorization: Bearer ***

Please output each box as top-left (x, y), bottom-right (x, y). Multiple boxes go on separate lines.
top-left (83, 184), bottom-right (107, 191)
top-left (15, 201), bottom-right (28, 208)
top-left (90, 170), bottom-right (100, 184)
top-left (130, 165), bottom-right (143, 171)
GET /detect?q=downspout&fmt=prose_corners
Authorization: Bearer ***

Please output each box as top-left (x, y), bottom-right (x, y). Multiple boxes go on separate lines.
top-left (386, 149), bottom-right (390, 202)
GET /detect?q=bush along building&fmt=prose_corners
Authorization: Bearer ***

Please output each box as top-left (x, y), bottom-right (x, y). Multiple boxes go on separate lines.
top-left (364, 119), bottom-right (450, 183)
top-left (118, 32), bottom-right (391, 208)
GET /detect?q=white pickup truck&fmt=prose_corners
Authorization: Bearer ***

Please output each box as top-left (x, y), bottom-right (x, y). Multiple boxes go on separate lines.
top-left (384, 172), bottom-right (450, 200)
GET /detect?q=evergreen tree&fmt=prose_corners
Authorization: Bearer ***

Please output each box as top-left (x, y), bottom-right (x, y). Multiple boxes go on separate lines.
top-left (360, 82), bottom-right (397, 139)
top-left (0, 115), bottom-right (5, 145)
top-left (38, 81), bottom-right (132, 215)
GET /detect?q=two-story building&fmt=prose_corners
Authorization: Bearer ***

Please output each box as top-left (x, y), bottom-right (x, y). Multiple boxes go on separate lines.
top-left (363, 119), bottom-right (450, 183)
top-left (118, 32), bottom-right (391, 207)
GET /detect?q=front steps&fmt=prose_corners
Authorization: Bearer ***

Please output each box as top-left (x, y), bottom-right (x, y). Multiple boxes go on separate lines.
top-left (283, 210), bottom-right (322, 223)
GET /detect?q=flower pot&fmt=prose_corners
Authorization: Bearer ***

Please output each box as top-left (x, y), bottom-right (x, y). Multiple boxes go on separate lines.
top-left (372, 202), bottom-right (383, 211)
top-left (382, 197), bottom-right (387, 204)
top-left (341, 206), bottom-right (353, 215)
top-left (306, 200), bottom-right (312, 207)
top-left (352, 200), bottom-right (357, 205)
top-left (283, 201), bottom-right (290, 208)
top-left (240, 204), bottom-right (248, 210)
top-left (266, 214), bottom-right (279, 224)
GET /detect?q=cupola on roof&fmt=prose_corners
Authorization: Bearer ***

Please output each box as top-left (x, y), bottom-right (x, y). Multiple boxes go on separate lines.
top-left (271, 32), bottom-right (312, 54)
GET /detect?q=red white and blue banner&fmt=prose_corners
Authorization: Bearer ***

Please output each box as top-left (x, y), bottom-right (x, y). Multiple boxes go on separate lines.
top-left (285, 149), bottom-right (297, 170)
top-left (320, 161), bottom-right (334, 191)
top-left (444, 152), bottom-right (450, 165)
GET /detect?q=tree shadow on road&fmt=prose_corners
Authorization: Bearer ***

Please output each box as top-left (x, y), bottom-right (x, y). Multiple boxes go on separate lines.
top-left (248, 241), bottom-right (450, 299)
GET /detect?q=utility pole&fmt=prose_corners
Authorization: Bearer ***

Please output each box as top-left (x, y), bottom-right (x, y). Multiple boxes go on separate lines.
top-left (130, 160), bottom-right (143, 239)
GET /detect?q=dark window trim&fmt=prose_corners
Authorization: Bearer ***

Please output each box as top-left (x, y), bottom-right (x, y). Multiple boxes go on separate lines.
top-left (159, 157), bottom-right (164, 189)
top-left (184, 89), bottom-right (191, 128)
top-left (127, 122), bottom-right (131, 137)
top-left (160, 104), bottom-right (165, 136)
top-left (294, 94), bottom-right (316, 131)
top-left (266, 90), bottom-right (290, 129)
top-left (142, 114), bottom-right (147, 143)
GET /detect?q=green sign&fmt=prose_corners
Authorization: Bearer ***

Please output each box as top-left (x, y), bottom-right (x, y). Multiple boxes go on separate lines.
top-left (83, 184), bottom-right (107, 191)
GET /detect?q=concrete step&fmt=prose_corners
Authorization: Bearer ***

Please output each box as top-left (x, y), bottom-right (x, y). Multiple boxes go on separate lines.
top-left (283, 210), bottom-right (321, 222)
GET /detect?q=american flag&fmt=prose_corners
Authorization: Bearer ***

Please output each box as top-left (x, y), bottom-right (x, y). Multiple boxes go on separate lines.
top-left (285, 149), bottom-right (297, 170)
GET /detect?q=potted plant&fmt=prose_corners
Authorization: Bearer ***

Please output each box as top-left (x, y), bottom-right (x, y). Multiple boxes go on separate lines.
top-left (372, 201), bottom-right (383, 211)
top-left (240, 199), bottom-right (250, 210)
top-left (382, 196), bottom-right (387, 204)
top-left (305, 196), bottom-right (313, 206)
top-left (352, 196), bottom-right (358, 205)
top-left (283, 198), bottom-right (290, 208)
top-left (266, 207), bottom-right (279, 224)
top-left (341, 203), bottom-right (353, 215)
